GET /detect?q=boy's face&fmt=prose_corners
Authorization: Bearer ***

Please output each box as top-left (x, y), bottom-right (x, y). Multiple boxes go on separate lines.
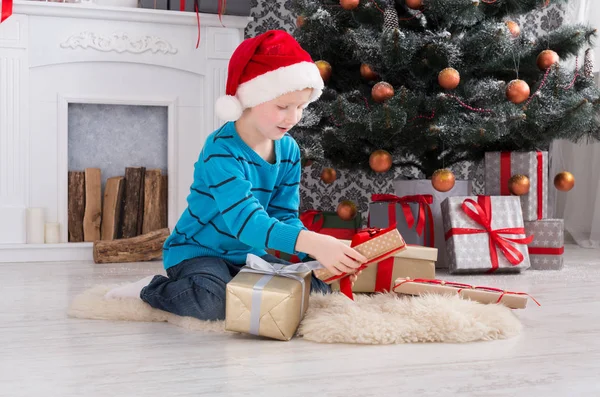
top-left (248, 88), bottom-right (313, 141)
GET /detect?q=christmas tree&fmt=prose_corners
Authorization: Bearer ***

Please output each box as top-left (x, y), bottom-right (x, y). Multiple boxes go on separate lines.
top-left (290, 0), bottom-right (600, 179)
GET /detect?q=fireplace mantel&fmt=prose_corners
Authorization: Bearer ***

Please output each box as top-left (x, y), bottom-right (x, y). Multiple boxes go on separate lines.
top-left (0, 1), bottom-right (250, 262)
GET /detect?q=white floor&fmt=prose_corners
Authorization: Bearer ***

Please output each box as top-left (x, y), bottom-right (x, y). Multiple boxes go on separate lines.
top-left (2, 245), bottom-right (600, 397)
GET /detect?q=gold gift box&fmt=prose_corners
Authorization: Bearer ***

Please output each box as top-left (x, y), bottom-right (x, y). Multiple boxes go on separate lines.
top-left (393, 278), bottom-right (532, 309)
top-left (330, 243), bottom-right (437, 293)
top-left (225, 257), bottom-right (313, 341)
top-left (313, 227), bottom-right (406, 284)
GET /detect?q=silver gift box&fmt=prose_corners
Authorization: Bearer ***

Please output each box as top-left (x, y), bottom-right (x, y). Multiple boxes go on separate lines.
top-left (485, 151), bottom-right (549, 221)
top-left (368, 201), bottom-right (431, 246)
top-left (524, 219), bottom-right (564, 270)
top-left (441, 196), bottom-right (531, 274)
top-left (393, 179), bottom-right (472, 269)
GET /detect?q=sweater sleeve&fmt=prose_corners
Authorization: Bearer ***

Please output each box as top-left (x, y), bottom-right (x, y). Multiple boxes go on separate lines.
top-left (267, 144), bottom-right (306, 233)
top-left (198, 145), bottom-right (303, 255)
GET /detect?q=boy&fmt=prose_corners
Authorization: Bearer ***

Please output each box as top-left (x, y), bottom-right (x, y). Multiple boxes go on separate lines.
top-left (105, 30), bottom-right (367, 320)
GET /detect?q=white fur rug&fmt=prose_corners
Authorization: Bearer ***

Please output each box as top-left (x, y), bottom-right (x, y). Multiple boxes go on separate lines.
top-left (67, 284), bottom-right (522, 344)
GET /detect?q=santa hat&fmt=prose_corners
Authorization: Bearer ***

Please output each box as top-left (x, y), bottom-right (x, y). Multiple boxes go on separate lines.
top-left (215, 30), bottom-right (324, 122)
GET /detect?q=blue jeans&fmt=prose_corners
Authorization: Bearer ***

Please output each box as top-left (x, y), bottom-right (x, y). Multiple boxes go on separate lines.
top-left (140, 254), bottom-right (331, 321)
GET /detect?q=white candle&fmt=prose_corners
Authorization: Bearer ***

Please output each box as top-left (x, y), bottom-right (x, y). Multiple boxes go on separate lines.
top-left (45, 223), bottom-right (61, 244)
top-left (26, 208), bottom-right (45, 244)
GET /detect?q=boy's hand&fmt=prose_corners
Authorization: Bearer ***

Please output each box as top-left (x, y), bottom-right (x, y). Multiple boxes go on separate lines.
top-left (306, 233), bottom-right (368, 276)
top-left (349, 270), bottom-right (362, 287)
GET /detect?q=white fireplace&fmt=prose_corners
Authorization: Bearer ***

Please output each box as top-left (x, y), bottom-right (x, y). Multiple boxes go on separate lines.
top-left (0, 1), bottom-right (249, 262)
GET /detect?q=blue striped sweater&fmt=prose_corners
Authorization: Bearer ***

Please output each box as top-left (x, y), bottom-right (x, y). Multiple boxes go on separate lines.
top-left (162, 121), bottom-right (307, 269)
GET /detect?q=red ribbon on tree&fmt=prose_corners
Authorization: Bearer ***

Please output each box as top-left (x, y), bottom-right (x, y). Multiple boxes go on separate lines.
top-left (370, 193), bottom-right (435, 247)
top-left (1, 0), bottom-right (13, 23)
top-left (499, 151), bottom-right (545, 220)
top-left (179, 0), bottom-right (227, 49)
top-left (299, 209), bottom-right (359, 240)
top-left (393, 278), bottom-right (541, 306)
top-left (444, 195), bottom-right (533, 273)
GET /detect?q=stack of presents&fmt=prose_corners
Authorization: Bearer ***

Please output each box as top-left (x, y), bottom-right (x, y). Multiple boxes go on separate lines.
top-left (225, 151), bottom-right (558, 340)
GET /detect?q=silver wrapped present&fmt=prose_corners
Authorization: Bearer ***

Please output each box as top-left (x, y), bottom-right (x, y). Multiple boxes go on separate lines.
top-left (393, 179), bottom-right (472, 269)
top-left (368, 194), bottom-right (434, 247)
top-left (524, 219), bottom-right (565, 270)
top-left (485, 151), bottom-right (549, 221)
top-left (441, 195), bottom-right (532, 274)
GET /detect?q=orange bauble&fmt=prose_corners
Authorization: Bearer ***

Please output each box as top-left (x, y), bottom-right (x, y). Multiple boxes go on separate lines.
top-left (296, 15), bottom-right (306, 27)
top-left (438, 67), bottom-right (460, 90)
top-left (431, 169), bottom-right (455, 192)
top-left (505, 20), bottom-right (520, 38)
top-left (360, 63), bottom-right (378, 80)
top-left (315, 60), bottom-right (332, 82)
top-left (337, 200), bottom-right (358, 221)
top-left (371, 82), bottom-right (395, 103)
top-left (554, 171), bottom-right (575, 192)
top-left (369, 150), bottom-right (393, 173)
top-left (537, 50), bottom-right (559, 70)
top-left (340, 0), bottom-right (360, 10)
top-left (506, 79), bottom-right (530, 104)
top-left (321, 167), bottom-right (337, 184)
top-left (508, 174), bottom-right (530, 196)
top-left (405, 0), bottom-right (423, 10)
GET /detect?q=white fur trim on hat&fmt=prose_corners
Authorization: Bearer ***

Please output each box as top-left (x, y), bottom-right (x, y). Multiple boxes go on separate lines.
top-left (215, 95), bottom-right (244, 122)
top-left (236, 61), bottom-right (324, 109)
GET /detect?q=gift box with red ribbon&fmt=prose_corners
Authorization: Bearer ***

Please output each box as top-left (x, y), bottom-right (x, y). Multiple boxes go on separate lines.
top-left (313, 225), bottom-right (406, 300)
top-left (299, 209), bottom-right (362, 240)
top-left (393, 278), bottom-right (540, 309)
top-left (524, 219), bottom-right (564, 270)
top-left (329, 243), bottom-right (437, 294)
top-left (368, 194), bottom-right (434, 247)
top-left (441, 195), bottom-right (533, 274)
top-left (485, 151), bottom-right (549, 221)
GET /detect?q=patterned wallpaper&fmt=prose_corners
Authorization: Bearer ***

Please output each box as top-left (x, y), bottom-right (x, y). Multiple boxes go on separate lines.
top-left (244, 1), bottom-right (566, 217)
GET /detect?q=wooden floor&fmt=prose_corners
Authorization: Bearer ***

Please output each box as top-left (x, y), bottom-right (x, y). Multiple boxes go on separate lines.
top-left (2, 244), bottom-right (600, 397)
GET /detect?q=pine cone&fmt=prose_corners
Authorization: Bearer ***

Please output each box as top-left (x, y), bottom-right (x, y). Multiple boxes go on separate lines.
top-left (383, 1), bottom-right (399, 32)
top-left (584, 48), bottom-right (594, 78)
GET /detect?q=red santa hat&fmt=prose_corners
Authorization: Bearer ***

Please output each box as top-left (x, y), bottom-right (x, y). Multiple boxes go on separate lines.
top-left (215, 30), bottom-right (324, 122)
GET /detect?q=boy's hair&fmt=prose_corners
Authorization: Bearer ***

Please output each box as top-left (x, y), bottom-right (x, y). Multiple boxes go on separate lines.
top-left (215, 30), bottom-right (324, 122)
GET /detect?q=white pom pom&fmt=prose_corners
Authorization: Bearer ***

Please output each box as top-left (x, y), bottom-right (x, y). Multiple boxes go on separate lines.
top-left (215, 95), bottom-right (243, 122)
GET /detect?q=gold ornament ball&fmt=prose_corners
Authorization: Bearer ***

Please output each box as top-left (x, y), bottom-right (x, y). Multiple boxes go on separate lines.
top-left (320, 167), bottom-right (337, 184)
top-left (315, 60), bottom-right (332, 82)
top-left (554, 171), bottom-right (575, 192)
top-left (506, 79), bottom-right (530, 104)
top-left (371, 81), bottom-right (395, 103)
top-left (508, 174), bottom-right (530, 196)
top-left (405, 0), bottom-right (423, 10)
top-left (537, 49), bottom-right (559, 70)
top-left (369, 149), bottom-right (393, 173)
top-left (340, 0), bottom-right (360, 10)
top-left (431, 169), bottom-right (456, 192)
top-left (337, 200), bottom-right (358, 221)
top-left (438, 67), bottom-right (460, 90)
top-left (360, 63), bottom-right (378, 80)
top-left (505, 20), bottom-right (521, 38)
